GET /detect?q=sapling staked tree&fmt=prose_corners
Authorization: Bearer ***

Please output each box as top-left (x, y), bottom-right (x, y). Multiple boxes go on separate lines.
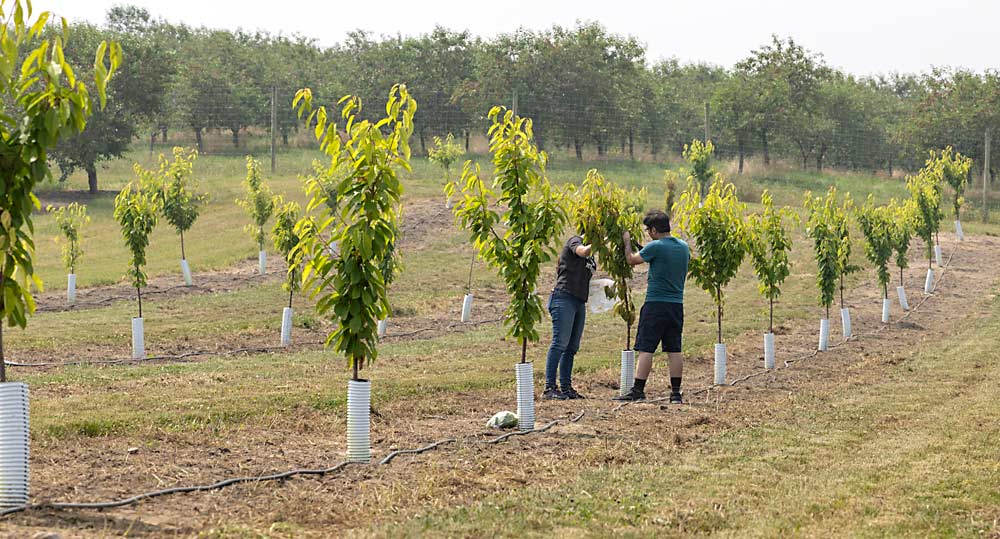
top-left (804, 189), bottom-right (842, 324)
top-left (856, 196), bottom-right (895, 303)
top-left (48, 203), bottom-right (90, 276)
top-left (683, 139), bottom-right (719, 199)
top-left (674, 179), bottom-right (748, 346)
top-left (663, 169), bottom-right (680, 216)
top-left (890, 199), bottom-right (914, 289)
top-left (447, 107), bottom-right (569, 364)
top-left (114, 173), bottom-right (159, 319)
top-left (927, 146), bottom-right (972, 239)
top-left (272, 196), bottom-right (301, 310)
top-left (834, 193), bottom-right (860, 312)
top-left (293, 83), bottom-right (415, 381)
top-left (747, 190), bottom-right (793, 335)
top-left (429, 133), bottom-right (464, 186)
top-left (0, 2), bottom-right (120, 383)
top-left (237, 157), bottom-right (275, 272)
top-left (908, 169), bottom-right (943, 270)
top-left (157, 147), bottom-right (204, 280)
top-left (572, 169), bottom-right (644, 349)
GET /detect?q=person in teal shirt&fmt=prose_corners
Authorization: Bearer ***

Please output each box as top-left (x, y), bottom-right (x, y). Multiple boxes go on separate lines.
top-left (614, 209), bottom-right (690, 403)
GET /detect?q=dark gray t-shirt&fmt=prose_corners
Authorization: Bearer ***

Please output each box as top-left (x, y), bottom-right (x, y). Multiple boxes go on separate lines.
top-left (554, 236), bottom-right (596, 302)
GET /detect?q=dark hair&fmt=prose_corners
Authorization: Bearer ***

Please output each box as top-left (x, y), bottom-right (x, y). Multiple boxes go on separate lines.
top-left (643, 210), bottom-right (670, 233)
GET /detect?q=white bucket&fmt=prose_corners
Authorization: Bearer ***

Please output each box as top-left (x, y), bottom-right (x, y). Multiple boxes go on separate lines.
top-left (955, 220), bottom-right (964, 241)
top-left (515, 362), bottom-right (534, 432)
top-left (280, 307), bottom-right (293, 346)
top-left (818, 318), bottom-right (829, 352)
top-left (935, 245), bottom-right (943, 267)
top-left (841, 308), bottom-right (852, 339)
top-left (897, 286), bottom-right (909, 311)
top-left (346, 379), bottom-right (371, 463)
top-left (180, 259), bottom-right (192, 286)
top-left (0, 382), bottom-right (30, 509)
top-left (620, 350), bottom-right (635, 396)
top-left (881, 298), bottom-right (891, 323)
top-left (131, 317), bottom-right (145, 360)
top-left (763, 333), bottom-right (775, 370)
top-left (924, 268), bottom-right (934, 294)
top-left (377, 318), bottom-right (388, 339)
top-left (461, 294), bottom-right (473, 323)
top-left (714, 343), bottom-right (726, 385)
top-left (258, 250), bottom-right (267, 275)
top-left (67, 273), bottom-right (76, 306)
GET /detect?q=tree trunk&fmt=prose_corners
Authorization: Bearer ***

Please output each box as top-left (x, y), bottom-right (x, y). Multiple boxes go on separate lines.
top-left (769, 297), bottom-right (774, 334)
top-left (464, 129), bottom-right (470, 152)
top-left (137, 283), bottom-right (143, 319)
top-left (281, 127), bottom-right (289, 146)
top-left (180, 230), bottom-right (186, 260)
top-left (194, 128), bottom-right (204, 153)
top-left (231, 128), bottom-right (240, 148)
top-left (521, 337), bottom-right (527, 364)
top-left (288, 287), bottom-right (294, 309)
top-left (149, 132), bottom-right (156, 152)
top-left (161, 125), bottom-right (168, 141)
top-left (762, 130), bottom-right (771, 166)
top-left (574, 138), bottom-right (583, 160)
top-left (888, 154), bottom-right (893, 177)
top-left (628, 128), bottom-right (635, 160)
top-left (738, 139), bottom-right (745, 174)
top-left (86, 164), bottom-right (98, 194)
top-left (419, 130), bottom-right (427, 156)
top-left (716, 290), bottom-right (723, 344)
top-left (817, 144), bottom-right (827, 171)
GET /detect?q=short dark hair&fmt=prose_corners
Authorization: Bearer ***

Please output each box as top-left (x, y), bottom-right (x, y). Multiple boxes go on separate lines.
top-left (643, 210), bottom-right (670, 233)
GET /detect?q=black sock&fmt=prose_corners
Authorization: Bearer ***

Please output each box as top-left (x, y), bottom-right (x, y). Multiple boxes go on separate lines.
top-left (670, 377), bottom-right (682, 394)
top-left (633, 378), bottom-right (647, 393)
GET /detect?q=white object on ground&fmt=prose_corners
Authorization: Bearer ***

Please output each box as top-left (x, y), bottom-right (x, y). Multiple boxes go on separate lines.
top-left (181, 259), bottom-right (192, 286)
top-left (841, 308), bottom-right (852, 339)
top-left (882, 298), bottom-right (891, 323)
top-left (764, 333), bottom-right (775, 370)
top-left (620, 350), bottom-right (635, 396)
top-left (461, 294), bottom-right (473, 323)
top-left (935, 245), bottom-right (943, 267)
top-left (346, 379), bottom-right (371, 463)
top-left (897, 286), bottom-right (909, 311)
top-left (132, 317), bottom-right (145, 360)
top-left (714, 343), bottom-right (726, 385)
top-left (377, 318), bottom-right (388, 339)
top-left (818, 318), bottom-right (830, 352)
top-left (280, 307), bottom-right (293, 346)
top-left (515, 362), bottom-right (534, 432)
top-left (258, 251), bottom-right (267, 275)
top-left (0, 382), bottom-right (30, 509)
top-left (924, 268), bottom-right (934, 294)
top-left (486, 410), bottom-right (518, 429)
top-left (67, 273), bottom-right (76, 306)
top-left (955, 220), bottom-right (964, 241)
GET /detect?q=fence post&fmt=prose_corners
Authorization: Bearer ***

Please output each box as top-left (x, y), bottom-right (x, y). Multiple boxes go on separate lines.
top-left (985, 127), bottom-right (991, 223)
top-left (512, 89), bottom-right (519, 117)
top-left (704, 102), bottom-right (710, 143)
top-left (270, 86), bottom-right (277, 174)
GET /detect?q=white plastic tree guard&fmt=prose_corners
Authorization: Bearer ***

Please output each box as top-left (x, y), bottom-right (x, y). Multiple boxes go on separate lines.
top-left (881, 298), bottom-right (891, 323)
top-left (280, 307), bottom-right (293, 346)
top-left (763, 333), bottom-right (775, 370)
top-left (841, 308), bottom-right (852, 339)
top-left (514, 362), bottom-right (534, 432)
top-left (131, 317), bottom-right (145, 360)
top-left (818, 318), bottom-right (830, 351)
top-left (897, 286), bottom-right (910, 311)
top-left (955, 220), bottom-right (964, 241)
top-left (66, 273), bottom-right (76, 306)
top-left (0, 382), bottom-right (29, 509)
top-left (180, 259), bottom-right (192, 286)
top-left (620, 350), bottom-right (635, 396)
top-left (346, 379), bottom-right (371, 463)
top-left (714, 343), bottom-right (726, 385)
top-left (935, 245), bottom-right (943, 267)
top-left (924, 268), bottom-right (935, 294)
top-left (461, 294), bottom-right (473, 323)
top-left (258, 251), bottom-right (267, 275)
top-left (377, 318), bottom-right (388, 339)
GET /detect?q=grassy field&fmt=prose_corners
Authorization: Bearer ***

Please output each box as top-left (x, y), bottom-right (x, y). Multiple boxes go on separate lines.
top-left (3, 140), bottom-right (999, 538)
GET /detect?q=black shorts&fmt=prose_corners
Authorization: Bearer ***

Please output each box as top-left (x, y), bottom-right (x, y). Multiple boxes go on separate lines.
top-left (634, 302), bottom-right (684, 353)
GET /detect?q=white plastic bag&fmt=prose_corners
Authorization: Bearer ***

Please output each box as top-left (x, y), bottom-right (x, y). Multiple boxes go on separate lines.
top-left (588, 278), bottom-right (616, 314)
top-left (487, 410), bottom-right (518, 429)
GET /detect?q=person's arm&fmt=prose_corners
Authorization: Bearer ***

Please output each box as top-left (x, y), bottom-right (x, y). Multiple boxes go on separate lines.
top-left (623, 231), bottom-right (645, 266)
top-left (574, 244), bottom-right (592, 257)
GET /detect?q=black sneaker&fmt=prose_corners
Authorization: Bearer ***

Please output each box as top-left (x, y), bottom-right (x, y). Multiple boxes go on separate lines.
top-left (669, 392), bottom-right (684, 405)
top-left (612, 388), bottom-right (645, 401)
top-left (561, 387), bottom-right (586, 399)
top-left (542, 387), bottom-right (568, 400)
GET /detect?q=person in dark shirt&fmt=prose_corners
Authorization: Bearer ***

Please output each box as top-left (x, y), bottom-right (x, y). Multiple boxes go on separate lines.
top-left (614, 209), bottom-right (690, 404)
top-left (544, 235), bottom-right (595, 400)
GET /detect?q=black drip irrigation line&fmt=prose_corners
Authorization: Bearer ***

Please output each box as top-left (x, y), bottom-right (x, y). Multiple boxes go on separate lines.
top-left (1, 411), bottom-right (586, 518)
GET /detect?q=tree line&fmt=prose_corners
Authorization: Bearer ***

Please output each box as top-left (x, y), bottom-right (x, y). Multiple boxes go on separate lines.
top-left (50, 6), bottom-right (1000, 192)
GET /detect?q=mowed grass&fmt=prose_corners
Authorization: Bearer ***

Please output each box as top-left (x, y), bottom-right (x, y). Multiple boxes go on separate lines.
top-left (372, 291), bottom-right (1000, 539)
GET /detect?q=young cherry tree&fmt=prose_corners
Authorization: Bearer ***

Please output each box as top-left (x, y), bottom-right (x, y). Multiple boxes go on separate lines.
top-left (747, 190), bottom-right (794, 335)
top-left (804, 188), bottom-right (843, 323)
top-left (447, 107), bottom-right (569, 364)
top-left (674, 179), bottom-right (748, 345)
top-left (926, 146), bottom-right (973, 238)
top-left (114, 172), bottom-right (159, 319)
top-left (48, 203), bottom-right (90, 275)
top-left (835, 194), bottom-right (861, 312)
top-left (293, 83), bottom-right (415, 380)
top-left (0, 3), bottom-right (120, 383)
top-left (572, 169), bottom-right (644, 348)
top-left (428, 133), bottom-right (464, 185)
top-left (158, 147), bottom-right (204, 276)
top-left (271, 196), bottom-right (301, 310)
top-left (908, 169), bottom-right (943, 270)
top-left (683, 139), bottom-right (719, 199)
top-left (856, 196), bottom-right (895, 303)
top-left (237, 157), bottom-right (275, 272)
top-left (663, 169), bottom-right (680, 215)
top-left (890, 199), bottom-right (914, 289)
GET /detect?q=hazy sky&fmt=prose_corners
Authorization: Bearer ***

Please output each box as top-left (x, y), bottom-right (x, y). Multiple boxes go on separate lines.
top-left (34, 0), bottom-right (999, 76)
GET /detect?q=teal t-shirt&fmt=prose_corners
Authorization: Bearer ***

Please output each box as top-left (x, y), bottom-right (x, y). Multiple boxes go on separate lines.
top-left (639, 236), bottom-right (690, 303)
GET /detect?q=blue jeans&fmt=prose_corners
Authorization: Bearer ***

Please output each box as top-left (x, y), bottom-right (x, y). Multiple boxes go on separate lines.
top-left (545, 290), bottom-right (587, 389)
